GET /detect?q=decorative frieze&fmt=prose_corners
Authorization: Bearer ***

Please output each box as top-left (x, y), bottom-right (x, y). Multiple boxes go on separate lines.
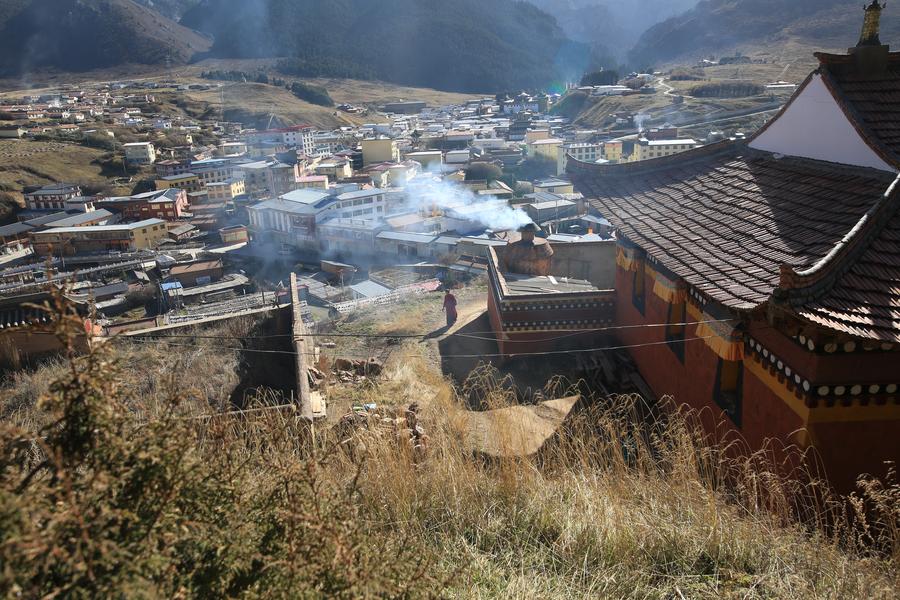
top-left (746, 336), bottom-right (899, 408)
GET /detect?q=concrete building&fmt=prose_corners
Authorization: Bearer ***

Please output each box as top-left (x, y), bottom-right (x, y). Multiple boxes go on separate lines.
top-left (557, 142), bottom-right (602, 175)
top-left (123, 141), bottom-right (157, 165)
top-left (156, 173), bottom-right (202, 193)
top-left (206, 178), bottom-right (246, 202)
top-left (247, 189), bottom-right (335, 251)
top-left (23, 183), bottom-right (82, 211)
top-left (362, 138), bottom-right (400, 166)
top-left (98, 188), bottom-right (189, 221)
top-left (30, 218), bottom-right (167, 255)
top-left (631, 138), bottom-right (699, 162)
top-left (526, 138), bottom-right (563, 161)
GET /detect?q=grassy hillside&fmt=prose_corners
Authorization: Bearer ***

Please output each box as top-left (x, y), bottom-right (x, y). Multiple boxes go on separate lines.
top-left (180, 82), bottom-right (377, 129)
top-left (0, 0), bottom-right (210, 76)
top-left (630, 0), bottom-right (900, 68)
top-left (1, 290), bottom-right (898, 597)
top-left (181, 0), bottom-right (595, 92)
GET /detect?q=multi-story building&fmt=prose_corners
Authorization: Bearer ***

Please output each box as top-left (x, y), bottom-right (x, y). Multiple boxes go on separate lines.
top-left (155, 159), bottom-right (193, 178)
top-left (247, 189), bottom-right (335, 251)
top-left (602, 140), bottom-right (624, 163)
top-left (362, 137), bottom-right (400, 166)
top-left (315, 158), bottom-right (353, 181)
top-left (190, 158), bottom-right (235, 186)
top-left (123, 141), bottom-right (157, 165)
top-left (630, 138), bottom-right (699, 162)
top-left (557, 142), bottom-right (602, 175)
top-left (24, 183), bottom-right (82, 211)
top-left (526, 138), bottom-right (563, 161)
top-left (156, 173), bottom-right (202, 193)
top-left (30, 218), bottom-right (167, 256)
top-left (243, 125), bottom-right (315, 156)
top-left (206, 178), bottom-right (246, 202)
top-left (97, 188), bottom-right (189, 221)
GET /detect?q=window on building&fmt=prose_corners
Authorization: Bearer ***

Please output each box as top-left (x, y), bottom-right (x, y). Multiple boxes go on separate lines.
top-left (714, 359), bottom-right (743, 427)
top-left (632, 260), bottom-right (645, 315)
top-left (666, 300), bottom-right (686, 362)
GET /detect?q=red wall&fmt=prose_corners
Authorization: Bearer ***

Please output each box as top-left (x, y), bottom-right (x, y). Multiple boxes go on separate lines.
top-left (615, 264), bottom-right (899, 493)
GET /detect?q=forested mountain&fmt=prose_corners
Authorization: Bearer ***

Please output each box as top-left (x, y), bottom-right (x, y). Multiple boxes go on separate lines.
top-left (180, 0), bottom-right (597, 92)
top-left (629, 0), bottom-right (900, 67)
top-left (0, 0), bottom-right (210, 76)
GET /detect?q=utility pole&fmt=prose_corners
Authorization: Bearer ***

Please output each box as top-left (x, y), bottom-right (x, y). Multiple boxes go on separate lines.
top-left (290, 272), bottom-right (313, 420)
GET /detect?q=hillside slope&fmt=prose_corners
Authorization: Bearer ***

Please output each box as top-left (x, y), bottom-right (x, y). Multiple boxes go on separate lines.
top-left (0, 0), bottom-right (210, 76)
top-left (529, 0), bottom-right (698, 61)
top-left (630, 0), bottom-right (900, 67)
top-left (180, 0), bottom-right (594, 92)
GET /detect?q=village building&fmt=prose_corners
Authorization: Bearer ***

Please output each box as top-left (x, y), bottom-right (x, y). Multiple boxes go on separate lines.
top-left (629, 138), bottom-right (699, 162)
top-left (361, 137), bottom-right (401, 166)
top-left (206, 178), bottom-right (246, 202)
top-left (487, 224), bottom-right (617, 358)
top-left (23, 183), bottom-right (82, 211)
top-left (568, 3), bottom-right (900, 491)
top-left (247, 189), bottom-right (335, 251)
top-left (30, 218), bottom-right (167, 256)
top-left (243, 125), bottom-right (315, 156)
top-left (98, 188), bottom-right (189, 221)
top-left (123, 141), bottom-right (157, 165)
top-left (156, 173), bottom-right (202, 193)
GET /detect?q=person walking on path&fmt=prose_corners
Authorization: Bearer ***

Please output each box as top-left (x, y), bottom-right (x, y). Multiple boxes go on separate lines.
top-left (442, 289), bottom-right (458, 328)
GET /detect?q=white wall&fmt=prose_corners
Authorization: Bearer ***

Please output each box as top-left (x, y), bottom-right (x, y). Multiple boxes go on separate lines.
top-left (749, 74), bottom-right (896, 172)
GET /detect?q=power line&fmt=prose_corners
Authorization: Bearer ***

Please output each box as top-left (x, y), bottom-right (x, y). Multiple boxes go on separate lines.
top-left (122, 318), bottom-right (733, 342)
top-left (118, 334), bottom-right (718, 360)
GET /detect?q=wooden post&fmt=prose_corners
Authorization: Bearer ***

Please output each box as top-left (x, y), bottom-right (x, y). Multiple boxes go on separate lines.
top-left (290, 272), bottom-right (313, 420)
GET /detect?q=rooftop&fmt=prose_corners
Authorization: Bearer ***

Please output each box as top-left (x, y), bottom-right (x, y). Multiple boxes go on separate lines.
top-left (503, 273), bottom-right (599, 296)
top-left (44, 209), bottom-right (113, 228)
top-left (569, 140), bottom-right (900, 340)
top-left (32, 218), bottom-right (165, 235)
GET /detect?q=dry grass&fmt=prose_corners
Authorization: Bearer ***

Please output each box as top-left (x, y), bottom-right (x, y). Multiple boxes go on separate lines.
top-left (1, 295), bottom-right (898, 598)
top-left (183, 81), bottom-right (372, 129)
top-left (0, 139), bottom-right (113, 202)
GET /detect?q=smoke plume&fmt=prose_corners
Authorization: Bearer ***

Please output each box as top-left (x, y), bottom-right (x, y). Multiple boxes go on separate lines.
top-left (405, 177), bottom-right (532, 232)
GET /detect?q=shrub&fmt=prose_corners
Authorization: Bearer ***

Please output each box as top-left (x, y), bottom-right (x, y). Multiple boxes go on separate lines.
top-left (288, 82), bottom-right (334, 107)
top-left (580, 69), bottom-right (619, 86)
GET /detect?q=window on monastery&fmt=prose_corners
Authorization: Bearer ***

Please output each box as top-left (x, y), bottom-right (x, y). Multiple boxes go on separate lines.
top-left (665, 300), bottom-right (686, 362)
top-left (632, 261), bottom-right (645, 315)
top-left (714, 359), bottom-right (743, 427)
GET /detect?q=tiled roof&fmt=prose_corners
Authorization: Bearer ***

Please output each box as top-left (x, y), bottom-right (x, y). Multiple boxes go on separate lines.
top-left (817, 51), bottom-right (900, 166)
top-left (782, 180), bottom-right (900, 343)
top-left (569, 141), bottom-right (897, 311)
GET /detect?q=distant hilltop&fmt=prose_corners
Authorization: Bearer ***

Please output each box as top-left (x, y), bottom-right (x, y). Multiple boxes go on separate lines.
top-left (0, 0), bottom-right (211, 76)
top-left (630, 0), bottom-right (900, 67)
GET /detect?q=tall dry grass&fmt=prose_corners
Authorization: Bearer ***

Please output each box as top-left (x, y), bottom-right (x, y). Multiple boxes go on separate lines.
top-left (0, 293), bottom-right (897, 598)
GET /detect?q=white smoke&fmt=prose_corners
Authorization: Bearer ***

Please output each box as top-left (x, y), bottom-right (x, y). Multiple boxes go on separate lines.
top-left (404, 176), bottom-right (532, 232)
top-left (634, 112), bottom-right (650, 132)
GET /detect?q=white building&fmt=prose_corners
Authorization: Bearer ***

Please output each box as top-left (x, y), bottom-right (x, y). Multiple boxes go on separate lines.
top-left (123, 141), bottom-right (156, 165)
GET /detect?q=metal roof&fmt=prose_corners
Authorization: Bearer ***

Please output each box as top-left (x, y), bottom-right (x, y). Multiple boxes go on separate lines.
top-left (376, 231), bottom-right (437, 243)
top-left (349, 279), bottom-right (391, 298)
top-left (44, 209), bottom-right (113, 228)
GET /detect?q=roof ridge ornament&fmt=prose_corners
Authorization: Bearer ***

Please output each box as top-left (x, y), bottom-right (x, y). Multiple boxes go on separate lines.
top-left (858, 1), bottom-right (885, 47)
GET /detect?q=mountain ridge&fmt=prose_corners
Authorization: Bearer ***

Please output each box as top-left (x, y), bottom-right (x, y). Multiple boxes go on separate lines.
top-left (629, 0), bottom-right (900, 67)
top-left (179, 0), bottom-right (596, 93)
top-left (0, 0), bottom-right (210, 76)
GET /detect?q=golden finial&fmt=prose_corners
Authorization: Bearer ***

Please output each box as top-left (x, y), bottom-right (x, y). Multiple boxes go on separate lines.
top-left (858, 1), bottom-right (885, 46)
